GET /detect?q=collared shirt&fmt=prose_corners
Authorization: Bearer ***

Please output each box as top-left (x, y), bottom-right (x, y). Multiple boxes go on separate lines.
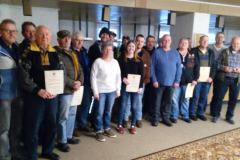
top-left (226, 51), bottom-right (240, 78)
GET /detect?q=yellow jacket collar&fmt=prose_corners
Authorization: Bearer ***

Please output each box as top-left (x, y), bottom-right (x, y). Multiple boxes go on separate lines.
top-left (30, 42), bottom-right (56, 52)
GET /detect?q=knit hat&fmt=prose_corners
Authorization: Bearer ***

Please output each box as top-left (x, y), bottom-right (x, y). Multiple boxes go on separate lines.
top-left (99, 27), bottom-right (110, 37)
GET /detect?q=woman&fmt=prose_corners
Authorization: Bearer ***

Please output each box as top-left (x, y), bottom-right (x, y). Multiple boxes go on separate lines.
top-left (117, 41), bottom-right (144, 134)
top-left (170, 38), bottom-right (199, 123)
top-left (91, 41), bottom-right (121, 142)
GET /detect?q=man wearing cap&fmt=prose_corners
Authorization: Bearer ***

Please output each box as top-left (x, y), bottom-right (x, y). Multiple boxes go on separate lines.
top-left (109, 31), bottom-right (119, 59)
top-left (55, 30), bottom-right (84, 152)
top-left (88, 27), bottom-right (110, 66)
top-left (19, 25), bottom-right (62, 160)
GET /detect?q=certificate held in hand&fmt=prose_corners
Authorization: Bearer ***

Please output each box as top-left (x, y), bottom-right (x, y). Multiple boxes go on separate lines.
top-left (44, 70), bottom-right (64, 95)
top-left (126, 74), bottom-right (141, 93)
top-left (185, 83), bottom-right (195, 98)
top-left (71, 86), bottom-right (84, 106)
top-left (198, 67), bottom-right (210, 82)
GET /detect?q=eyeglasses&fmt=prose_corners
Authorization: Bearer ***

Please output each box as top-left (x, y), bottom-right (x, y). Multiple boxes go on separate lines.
top-left (1, 29), bottom-right (18, 34)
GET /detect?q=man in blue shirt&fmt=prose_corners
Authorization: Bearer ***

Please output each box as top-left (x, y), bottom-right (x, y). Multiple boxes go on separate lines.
top-left (151, 34), bottom-right (182, 127)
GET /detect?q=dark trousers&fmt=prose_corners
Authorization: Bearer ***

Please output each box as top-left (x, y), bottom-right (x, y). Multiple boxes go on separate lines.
top-left (24, 95), bottom-right (58, 160)
top-left (152, 86), bottom-right (174, 122)
top-left (143, 83), bottom-right (155, 118)
top-left (210, 77), bottom-right (240, 119)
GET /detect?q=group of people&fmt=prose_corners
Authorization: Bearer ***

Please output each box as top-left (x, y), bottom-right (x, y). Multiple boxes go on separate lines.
top-left (0, 17), bottom-right (240, 160)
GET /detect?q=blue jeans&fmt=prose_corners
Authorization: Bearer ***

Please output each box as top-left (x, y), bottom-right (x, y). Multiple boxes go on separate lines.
top-left (124, 97), bottom-right (131, 121)
top-left (136, 85), bottom-right (145, 120)
top-left (189, 82), bottom-right (211, 116)
top-left (171, 85), bottom-right (190, 120)
top-left (152, 86), bottom-right (174, 123)
top-left (119, 88), bottom-right (140, 126)
top-left (57, 94), bottom-right (73, 143)
top-left (210, 77), bottom-right (240, 119)
top-left (94, 92), bottom-right (116, 133)
top-left (24, 95), bottom-right (58, 160)
top-left (76, 85), bottom-right (92, 129)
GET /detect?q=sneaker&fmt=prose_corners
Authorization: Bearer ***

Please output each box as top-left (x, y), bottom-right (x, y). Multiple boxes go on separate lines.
top-left (67, 137), bottom-right (80, 144)
top-left (136, 120), bottom-right (143, 128)
top-left (41, 152), bottom-right (60, 160)
top-left (73, 128), bottom-right (81, 137)
top-left (170, 118), bottom-right (177, 123)
top-left (162, 119), bottom-right (172, 127)
top-left (190, 115), bottom-right (198, 121)
top-left (104, 129), bottom-right (117, 138)
top-left (183, 118), bottom-right (191, 123)
top-left (211, 117), bottom-right (219, 123)
top-left (151, 121), bottom-right (159, 127)
top-left (56, 143), bottom-right (70, 152)
top-left (117, 125), bottom-right (124, 134)
top-left (197, 115), bottom-right (207, 121)
top-left (129, 126), bottom-right (137, 134)
top-left (226, 118), bottom-right (235, 125)
top-left (123, 120), bottom-right (129, 128)
top-left (96, 133), bottom-right (106, 142)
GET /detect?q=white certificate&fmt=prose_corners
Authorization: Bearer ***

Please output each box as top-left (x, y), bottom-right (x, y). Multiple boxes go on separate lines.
top-left (44, 70), bottom-right (64, 95)
top-left (198, 67), bottom-right (210, 82)
top-left (71, 86), bottom-right (84, 106)
top-left (185, 83), bottom-right (195, 98)
top-left (126, 74), bottom-right (141, 93)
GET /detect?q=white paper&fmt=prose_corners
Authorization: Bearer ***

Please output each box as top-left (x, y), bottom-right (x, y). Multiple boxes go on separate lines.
top-left (71, 86), bottom-right (84, 106)
top-left (185, 83), bottom-right (195, 98)
top-left (44, 70), bottom-right (64, 95)
top-left (126, 74), bottom-right (141, 92)
top-left (198, 67), bottom-right (210, 82)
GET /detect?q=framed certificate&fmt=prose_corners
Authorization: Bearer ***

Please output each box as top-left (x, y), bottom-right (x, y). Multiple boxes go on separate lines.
top-left (185, 83), bottom-right (195, 98)
top-left (126, 74), bottom-right (141, 93)
top-left (44, 70), bottom-right (64, 95)
top-left (198, 67), bottom-right (210, 82)
top-left (71, 86), bottom-right (84, 106)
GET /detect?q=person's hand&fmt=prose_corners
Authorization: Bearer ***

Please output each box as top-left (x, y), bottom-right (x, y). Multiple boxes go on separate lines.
top-left (207, 77), bottom-right (213, 83)
top-left (123, 78), bottom-right (129, 85)
top-left (192, 80), bottom-right (197, 85)
top-left (223, 66), bottom-right (233, 73)
top-left (116, 91), bottom-right (121, 98)
top-left (37, 89), bottom-right (55, 99)
top-left (94, 94), bottom-right (99, 101)
top-left (138, 88), bottom-right (143, 94)
top-left (153, 82), bottom-right (159, 88)
top-left (233, 67), bottom-right (240, 73)
top-left (173, 83), bottom-right (179, 88)
top-left (73, 81), bottom-right (81, 91)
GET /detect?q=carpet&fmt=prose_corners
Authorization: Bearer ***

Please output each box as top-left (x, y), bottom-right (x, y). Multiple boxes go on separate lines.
top-left (135, 128), bottom-right (240, 160)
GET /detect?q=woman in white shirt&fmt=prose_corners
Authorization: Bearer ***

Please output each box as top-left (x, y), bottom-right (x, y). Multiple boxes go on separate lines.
top-left (90, 41), bottom-right (121, 142)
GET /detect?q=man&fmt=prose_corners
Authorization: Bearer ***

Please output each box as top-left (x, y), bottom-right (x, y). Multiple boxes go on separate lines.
top-left (189, 35), bottom-right (216, 121)
top-left (210, 36), bottom-right (240, 124)
top-left (19, 25), bottom-right (62, 160)
top-left (19, 21), bottom-right (36, 53)
top-left (0, 19), bottom-right (19, 160)
top-left (109, 31), bottom-right (119, 59)
top-left (71, 31), bottom-right (92, 136)
top-left (119, 35), bottom-right (130, 57)
top-left (151, 34), bottom-right (182, 127)
top-left (143, 35), bottom-right (156, 56)
top-left (55, 30), bottom-right (84, 152)
top-left (88, 27), bottom-right (110, 66)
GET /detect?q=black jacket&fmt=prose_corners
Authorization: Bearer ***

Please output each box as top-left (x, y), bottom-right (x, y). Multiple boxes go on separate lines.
top-left (88, 41), bottom-right (101, 67)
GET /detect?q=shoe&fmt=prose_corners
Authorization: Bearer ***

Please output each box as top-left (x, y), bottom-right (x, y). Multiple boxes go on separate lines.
top-left (73, 128), bottom-right (81, 137)
top-left (79, 126), bottom-right (94, 132)
top-left (129, 126), bottom-right (137, 134)
top-left (117, 125), bottom-right (124, 134)
top-left (170, 118), bottom-right (177, 123)
top-left (56, 143), bottom-right (70, 152)
top-left (211, 117), bottom-right (219, 123)
top-left (151, 121), bottom-right (159, 127)
top-left (183, 118), bottom-right (191, 123)
top-left (162, 120), bottom-right (172, 127)
top-left (96, 132), bottom-right (106, 142)
top-left (197, 115), bottom-right (207, 121)
top-left (67, 137), bottom-right (80, 144)
top-left (226, 118), bottom-right (235, 125)
top-left (190, 115), bottom-right (198, 121)
top-left (41, 153), bottom-right (60, 160)
top-left (104, 129), bottom-right (117, 138)
top-left (136, 120), bottom-right (143, 128)
top-left (123, 120), bottom-right (129, 128)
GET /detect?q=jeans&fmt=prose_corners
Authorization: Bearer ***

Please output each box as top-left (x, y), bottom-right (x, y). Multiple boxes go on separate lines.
top-left (124, 97), bottom-right (131, 121)
top-left (76, 85), bottom-right (92, 129)
top-left (94, 92), bottom-right (116, 133)
top-left (210, 78), bottom-right (240, 119)
top-left (136, 85), bottom-right (145, 121)
top-left (66, 106), bottom-right (77, 139)
top-left (0, 100), bottom-right (12, 160)
top-left (118, 88), bottom-right (139, 126)
top-left (152, 86), bottom-right (174, 123)
top-left (57, 94), bottom-right (73, 143)
top-left (24, 95), bottom-right (58, 160)
top-left (189, 82), bottom-right (211, 116)
top-left (171, 85), bottom-right (190, 120)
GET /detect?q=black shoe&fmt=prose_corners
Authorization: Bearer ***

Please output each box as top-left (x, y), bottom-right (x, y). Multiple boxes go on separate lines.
top-left (190, 115), bottom-right (197, 121)
top-left (183, 118), bottom-right (191, 123)
top-left (151, 121), bottom-right (159, 127)
top-left (41, 153), bottom-right (60, 160)
top-left (136, 120), bottom-right (143, 128)
top-left (56, 143), bottom-right (70, 152)
top-left (197, 115), bottom-right (207, 121)
top-left (226, 118), bottom-right (235, 125)
top-left (211, 117), bottom-right (218, 123)
top-left (162, 120), bottom-right (172, 127)
top-left (170, 118), bottom-right (177, 123)
top-left (67, 137), bottom-right (80, 144)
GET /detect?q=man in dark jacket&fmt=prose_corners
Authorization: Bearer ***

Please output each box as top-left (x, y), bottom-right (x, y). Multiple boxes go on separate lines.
top-left (189, 35), bottom-right (216, 121)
